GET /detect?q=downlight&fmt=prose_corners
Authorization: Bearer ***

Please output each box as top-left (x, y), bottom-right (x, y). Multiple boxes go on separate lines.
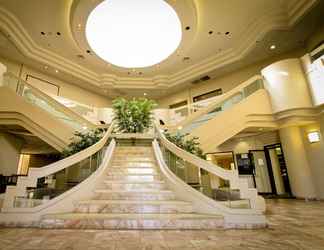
top-left (86, 0), bottom-right (182, 68)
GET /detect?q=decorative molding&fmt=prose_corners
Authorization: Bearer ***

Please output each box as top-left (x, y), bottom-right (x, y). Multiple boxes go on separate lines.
top-left (0, 0), bottom-right (318, 91)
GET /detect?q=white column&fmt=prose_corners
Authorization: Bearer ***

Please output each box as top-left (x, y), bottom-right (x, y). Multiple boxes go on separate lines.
top-left (261, 58), bottom-right (313, 113)
top-left (279, 126), bottom-right (316, 199)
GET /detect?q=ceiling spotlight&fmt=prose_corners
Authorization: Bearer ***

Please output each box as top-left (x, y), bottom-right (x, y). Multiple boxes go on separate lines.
top-left (270, 45), bottom-right (276, 50)
top-left (177, 126), bottom-right (183, 130)
top-left (144, 93), bottom-right (147, 96)
top-left (55, 69), bottom-right (59, 73)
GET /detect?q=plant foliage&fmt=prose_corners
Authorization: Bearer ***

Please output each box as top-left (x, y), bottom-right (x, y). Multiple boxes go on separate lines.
top-left (61, 128), bottom-right (104, 158)
top-left (112, 97), bottom-right (157, 133)
top-left (164, 132), bottom-right (206, 159)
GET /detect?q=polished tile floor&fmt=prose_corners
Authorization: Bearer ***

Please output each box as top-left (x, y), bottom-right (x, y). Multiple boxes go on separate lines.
top-left (0, 199), bottom-right (324, 250)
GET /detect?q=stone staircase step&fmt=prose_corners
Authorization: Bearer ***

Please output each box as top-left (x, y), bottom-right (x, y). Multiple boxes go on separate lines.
top-left (104, 180), bottom-right (166, 190)
top-left (40, 213), bottom-right (224, 229)
top-left (74, 200), bottom-right (193, 214)
top-left (110, 163), bottom-right (156, 168)
top-left (105, 174), bottom-right (162, 181)
top-left (112, 158), bottom-right (155, 163)
top-left (94, 189), bottom-right (175, 201)
top-left (107, 168), bottom-right (158, 174)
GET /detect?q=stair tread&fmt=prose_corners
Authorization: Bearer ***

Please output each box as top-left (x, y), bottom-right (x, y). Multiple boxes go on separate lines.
top-left (43, 213), bottom-right (223, 220)
top-left (104, 180), bottom-right (164, 184)
top-left (107, 173), bottom-right (159, 176)
top-left (77, 200), bottom-right (190, 205)
top-left (95, 189), bottom-right (173, 193)
top-left (110, 166), bottom-right (156, 168)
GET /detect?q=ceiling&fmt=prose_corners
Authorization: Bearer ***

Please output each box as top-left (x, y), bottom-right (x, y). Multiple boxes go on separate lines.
top-left (0, 0), bottom-right (322, 99)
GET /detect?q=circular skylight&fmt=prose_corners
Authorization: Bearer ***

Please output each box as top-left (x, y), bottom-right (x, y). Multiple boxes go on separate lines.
top-left (86, 0), bottom-right (182, 68)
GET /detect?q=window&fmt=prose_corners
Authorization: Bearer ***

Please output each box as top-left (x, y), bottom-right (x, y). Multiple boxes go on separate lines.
top-left (193, 89), bottom-right (222, 103)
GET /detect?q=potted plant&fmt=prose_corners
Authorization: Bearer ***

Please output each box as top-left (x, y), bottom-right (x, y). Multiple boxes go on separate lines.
top-left (112, 97), bottom-right (157, 133)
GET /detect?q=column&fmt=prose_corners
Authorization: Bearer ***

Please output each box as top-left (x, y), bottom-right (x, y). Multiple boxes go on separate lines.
top-left (279, 126), bottom-right (316, 199)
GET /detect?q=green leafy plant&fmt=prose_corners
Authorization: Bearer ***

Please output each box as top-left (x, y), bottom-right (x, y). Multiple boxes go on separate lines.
top-left (61, 128), bottom-right (104, 158)
top-left (112, 97), bottom-right (157, 133)
top-left (164, 132), bottom-right (206, 159)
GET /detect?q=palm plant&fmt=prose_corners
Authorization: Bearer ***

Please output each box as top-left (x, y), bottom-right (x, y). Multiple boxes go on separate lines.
top-left (164, 132), bottom-right (205, 159)
top-left (112, 97), bottom-right (157, 133)
top-left (61, 129), bottom-right (104, 158)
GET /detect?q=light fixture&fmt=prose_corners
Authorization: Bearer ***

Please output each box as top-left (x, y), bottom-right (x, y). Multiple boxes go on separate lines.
top-left (307, 131), bottom-right (320, 143)
top-left (86, 0), bottom-right (182, 68)
top-left (55, 69), bottom-right (59, 73)
top-left (177, 126), bottom-right (182, 130)
top-left (270, 45), bottom-right (276, 50)
top-left (143, 93), bottom-right (147, 96)
top-left (82, 126), bottom-right (88, 130)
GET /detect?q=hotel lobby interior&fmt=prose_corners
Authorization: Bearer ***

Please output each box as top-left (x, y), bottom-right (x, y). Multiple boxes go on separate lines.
top-left (0, 0), bottom-right (324, 249)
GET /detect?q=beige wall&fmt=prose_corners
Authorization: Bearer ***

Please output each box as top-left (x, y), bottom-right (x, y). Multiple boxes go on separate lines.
top-left (0, 56), bottom-right (111, 108)
top-left (0, 133), bottom-right (23, 176)
top-left (158, 49), bottom-right (305, 108)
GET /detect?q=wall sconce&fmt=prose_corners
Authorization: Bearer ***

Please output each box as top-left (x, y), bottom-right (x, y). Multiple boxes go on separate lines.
top-left (307, 131), bottom-right (321, 143)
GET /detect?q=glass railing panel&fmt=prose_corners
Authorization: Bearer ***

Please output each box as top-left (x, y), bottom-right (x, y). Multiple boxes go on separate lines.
top-left (13, 144), bottom-right (108, 208)
top-left (3, 73), bottom-right (86, 132)
top-left (180, 78), bottom-right (264, 134)
top-left (159, 141), bottom-right (251, 209)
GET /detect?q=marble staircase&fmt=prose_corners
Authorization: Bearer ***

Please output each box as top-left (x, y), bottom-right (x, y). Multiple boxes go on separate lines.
top-left (40, 146), bottom-right (224, 229)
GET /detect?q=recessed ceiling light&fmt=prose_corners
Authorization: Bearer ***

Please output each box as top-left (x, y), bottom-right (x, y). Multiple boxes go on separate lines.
top-left (144, 93), bottom-right (147, 96)
top-left (208, 31), bottom-right (213, 35)
top-left (56, 32), bottom-right (61, 36)
top-left (225, 31), bottom-right (230, 35)
top-left (270, 45), bottom-right (276, 50)
top-left (55, 69), bottom-right (59, 73)
top-left (185, 26), bottom-right (190, 30)
top-left (86, 0), bottom-right (182, 68)
top-left (41, 32), bottom-right (45, 35)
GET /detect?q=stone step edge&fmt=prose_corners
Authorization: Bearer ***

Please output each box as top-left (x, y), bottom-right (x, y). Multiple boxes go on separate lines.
top-left (76, 200), bottom-right (191, 205)
top-left (104, 180), bottom-right (165, 184)
top-left (94, 189), bottom-right (173, 194)
top-left (106, 173), bottom-right (160, 176)
top-left (109, 166), bottom-right (156, 168)
top-left (42, 213), bottom-right (223, 220)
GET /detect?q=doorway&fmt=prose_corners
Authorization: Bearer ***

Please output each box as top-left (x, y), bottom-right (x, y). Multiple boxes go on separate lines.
top-left (249, 144), bottom-right (292, 197)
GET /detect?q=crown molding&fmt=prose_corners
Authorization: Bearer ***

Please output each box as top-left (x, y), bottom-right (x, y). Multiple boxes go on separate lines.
top-left (0, 0), bottom-right (318, 91)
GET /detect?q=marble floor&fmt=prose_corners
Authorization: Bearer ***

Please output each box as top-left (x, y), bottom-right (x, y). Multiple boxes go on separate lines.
top-left (0, 199), bottom-right (324, 250)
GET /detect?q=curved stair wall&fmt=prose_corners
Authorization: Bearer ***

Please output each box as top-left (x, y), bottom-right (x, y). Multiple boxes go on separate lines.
top-left (0, 123), bottom-right (115, 226)
top-left (153, 126), bottom-right (267, 228)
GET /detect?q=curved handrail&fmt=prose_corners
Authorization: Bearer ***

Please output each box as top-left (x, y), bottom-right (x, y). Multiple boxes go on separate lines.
top-left (154, 123), bottom-right (264, 210)
top-left (3, 72), bottom-right (96, 130)
top-left (2, 121), bottom-right (115, 210)
top-left (27, 121), bottom-right (115, 179)
top-left (155, 123), bottom-right (237, 183)
top-left (170, 75), bottom-right (264, 131)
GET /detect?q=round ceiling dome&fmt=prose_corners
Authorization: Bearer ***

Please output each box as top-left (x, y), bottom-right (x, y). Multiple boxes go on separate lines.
top-left (86, 0), bottom-right (182, 68)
